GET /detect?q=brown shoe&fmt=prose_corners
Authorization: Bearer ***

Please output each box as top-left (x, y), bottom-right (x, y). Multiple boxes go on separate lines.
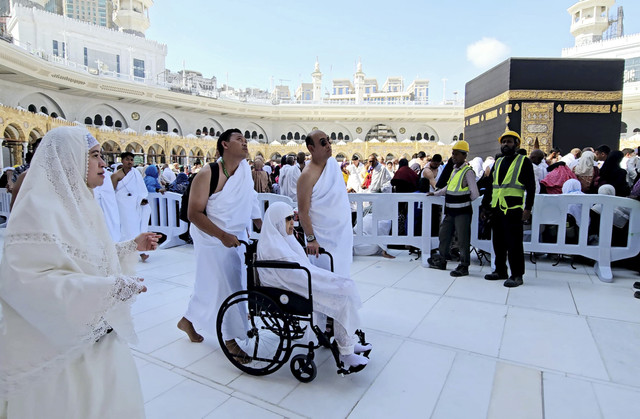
top-left (177, 317), bottom-right (204, 343)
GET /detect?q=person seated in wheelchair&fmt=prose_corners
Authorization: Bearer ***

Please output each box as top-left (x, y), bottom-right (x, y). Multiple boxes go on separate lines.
top-left (257, 202), bottom-right (372, 370)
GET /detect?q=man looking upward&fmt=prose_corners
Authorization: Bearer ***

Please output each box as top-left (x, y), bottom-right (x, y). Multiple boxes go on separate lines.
top-left (297, 130), bottom-right (353, 277)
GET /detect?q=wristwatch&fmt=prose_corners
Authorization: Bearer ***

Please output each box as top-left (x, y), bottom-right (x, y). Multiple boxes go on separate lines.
top-left (306, 234), bottom-right (316, 242)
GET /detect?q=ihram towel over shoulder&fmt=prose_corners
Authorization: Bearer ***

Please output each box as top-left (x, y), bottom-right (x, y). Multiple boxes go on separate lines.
top-left (309, 157), bottom-right (353, 276)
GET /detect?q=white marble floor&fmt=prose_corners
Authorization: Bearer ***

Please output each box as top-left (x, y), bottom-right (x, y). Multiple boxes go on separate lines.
top-left (3, 228), bottom-right (640, 418)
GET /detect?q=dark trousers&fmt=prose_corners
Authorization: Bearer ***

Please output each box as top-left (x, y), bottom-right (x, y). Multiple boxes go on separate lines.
top-left (491, 208), bottom-right (525, 277)
top-left (438, 212), bottom-right (471, 267)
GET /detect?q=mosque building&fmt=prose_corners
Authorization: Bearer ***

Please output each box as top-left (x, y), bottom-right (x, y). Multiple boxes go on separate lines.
top-left (0, 0), bottom-right (639, 168)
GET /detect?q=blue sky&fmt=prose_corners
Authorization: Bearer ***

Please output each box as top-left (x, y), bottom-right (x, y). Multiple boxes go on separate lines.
top-left (147, 1), bottom-right (640, 104)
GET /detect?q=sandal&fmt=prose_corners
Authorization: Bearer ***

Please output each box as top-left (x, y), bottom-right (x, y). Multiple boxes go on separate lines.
top-left (225, 339), bottom-right (252, 364)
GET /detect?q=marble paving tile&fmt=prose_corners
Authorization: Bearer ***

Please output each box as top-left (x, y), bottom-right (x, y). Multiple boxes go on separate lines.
top-left (204, 397), bottom-right (284, 419)
top-left (395, 266), bottom-right (455, 295)
top-left (588, 317), bottom-right (640, 387)
top-left (412, 297), bottom-right (507, 356)
top-left (570, 282), bottom-right (640, 322)
top-left (431, 353), bottom-right (496, 419)
top-left (150, 338), bottom-right (217, 369)
top-left (593, 381), bottom-right (640, 418)
top-left (131, 286), bottom-right (192, 315)
top-left (359, 287), bottom-right (440, 337)
top-left (133, 299), bottom-right (187, 333)
top-left (542, 373), bottom-right (600, 419)
top-left (132, 318), bottom-right (185, 354)
top-left (487, 362), bottom-right (542, 419)
top-left (348, 341), bottom-right (456, 418)
top-left (145, 379), bottom-right (229, 419)
top-left (506, 278), bottom-right (577, 314)
top-left (445, 275), bottom-right (509, 305)
top-left (352, 259), bottom-right (421, 287)
top-left (137, 362), bottom-right (186, 402)
top-left (353, 281), bottom-right (383, 303)
top-left (278, 331), bottom-right (404, 419)
top-left (500, 307), bottom-right (609, 380)
top-left (185, 350), bottom-right (243, 386)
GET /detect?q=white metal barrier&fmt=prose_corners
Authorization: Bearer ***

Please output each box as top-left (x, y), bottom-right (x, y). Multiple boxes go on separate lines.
top-left (471, 194), bottom-right (640, 283)
top-left (256, 193), bottom-right (294, 218)
top-left (147, 192), bottom-right (189, 249)
top-left (349, 193), bottom-right (443, 267)
top-left (0, 188), bottom-right (11, 228)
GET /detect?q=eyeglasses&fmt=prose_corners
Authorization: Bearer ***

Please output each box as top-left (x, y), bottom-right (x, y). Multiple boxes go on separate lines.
top-left (285, 215), bottom-right (294, 222)
top-left (318, 138), bottom-right (331, 147)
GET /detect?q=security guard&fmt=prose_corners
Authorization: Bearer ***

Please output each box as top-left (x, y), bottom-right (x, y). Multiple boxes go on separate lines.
top-left (428, 140), bottom-right (479, 277)
top-left (481, 131), bottom-right (536, 287)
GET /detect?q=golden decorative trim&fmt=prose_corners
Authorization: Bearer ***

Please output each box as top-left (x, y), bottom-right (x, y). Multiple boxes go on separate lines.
top-left (505, 104), bottom-right (512, 113)
top-left (100, 85), bottom-right (145, 96)
top-left (564, 104), bottom-right (610, 114)
top-left (485, 110), bottom-right (498, 121)
top-left (464, 89), bottom-right (623, 117)
top-left (514, 103), bottom-right (520, 111)
top-left (468, 116), bottom-right (480, 126)
top-left (556, 104), bottom-right (563, 112)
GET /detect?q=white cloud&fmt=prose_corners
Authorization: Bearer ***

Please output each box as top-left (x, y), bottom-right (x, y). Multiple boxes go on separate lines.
top-left (466, 38), bottom-right (510, 69)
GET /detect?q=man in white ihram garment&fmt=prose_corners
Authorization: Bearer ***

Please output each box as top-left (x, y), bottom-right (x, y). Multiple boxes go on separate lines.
top-left (279, 155), bottom-right (299, 202)
top-left (177, 129), bottom-right (262, 361)
top-left (297, 129), bottom-right (353, 277)
top-left (257, 202), bottom-right (371, 369)
top-left (0, 126), bottom-right (159, 418)
top-left (94, 168), bottom-right (121, 242)
top-left (112, 151), bottom-right (151, 260)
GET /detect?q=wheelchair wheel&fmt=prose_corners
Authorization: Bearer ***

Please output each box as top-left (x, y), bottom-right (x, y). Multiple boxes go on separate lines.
top-left (290, 354), bottom-right (317, 383)
top-left (217, 291), bottom-right (292, 376)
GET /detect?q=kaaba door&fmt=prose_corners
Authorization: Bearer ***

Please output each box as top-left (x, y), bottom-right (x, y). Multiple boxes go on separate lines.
top-left (521, 102), bottom-right (554, 155)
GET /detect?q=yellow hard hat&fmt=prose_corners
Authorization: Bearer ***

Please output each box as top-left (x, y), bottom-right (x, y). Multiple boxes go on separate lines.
top-left (451, 140), bottom-right (469, 153)
top-left (498, 130), bottom-right (521, 144)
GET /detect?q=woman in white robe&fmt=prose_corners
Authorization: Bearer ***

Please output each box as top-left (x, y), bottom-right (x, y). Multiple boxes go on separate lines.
top-left (0, 126), bottom-right (159, 418)
top-left (257, 202), bottom-right (371, 369)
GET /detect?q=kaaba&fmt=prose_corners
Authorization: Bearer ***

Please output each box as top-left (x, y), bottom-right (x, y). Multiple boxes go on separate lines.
top-left (464, 58), bottom-right (624, 159)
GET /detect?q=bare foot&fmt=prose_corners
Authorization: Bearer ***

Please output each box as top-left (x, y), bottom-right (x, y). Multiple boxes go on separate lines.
top-left (382, 250), bottom-right (396, 259)
top-left (177, 317), bottom-right (203, 342)
top-left (140, 253), bottom-right (149, 262)
top-left (225, 339), bottom-right (252, 364)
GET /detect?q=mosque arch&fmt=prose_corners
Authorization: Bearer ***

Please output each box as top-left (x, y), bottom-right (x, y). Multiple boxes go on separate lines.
top-left (3, 123), bottom-right (25, 142)
top-left (206, 147), bottom-right (218, 162)
top-left (155, 118), bottom-right (168, 133)
top-left (242, 122), bottom-right (268, 143)
top-left (147, 143), bottom-right (165, 164)
top-left (365, 124), bottom-right (396, 142)
top-left (189, 147), bottom-right (204, 166)
top-left (145, 111), bottom-right (182, 136)
top-left (100, 140), bottom-right (121, 164)
top-left (83, 104), bottom-right (127, 129)
top-left (19, 92), bottom-right (66, 120)
top-left (386, 153), bottom-right (395, 161)
top-left (335, 153), bottom-right (347, 162)
top-left (28, 128), bottom-right (44, 144)
top-left (351, 152), bottom-right (363, 161)
top-left (412, 124), bottom-right (439, 143)
top-left (270, 152), bottom-right (282, 161)
top-left (171, 145), bottom-right (187, 165)
top-left (125, 141), bottom-right (144, 155)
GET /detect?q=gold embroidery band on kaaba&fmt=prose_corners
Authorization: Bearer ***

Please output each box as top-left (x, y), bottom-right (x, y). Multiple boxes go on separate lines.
top-left (464, 89), bottom-right (623, 118)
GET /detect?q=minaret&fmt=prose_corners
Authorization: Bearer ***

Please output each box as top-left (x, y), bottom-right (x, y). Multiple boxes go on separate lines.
top-left (567, 0), bottom-right (615, 47)
top-left (113, 0), bottom-right (154, 37)
top-left (311, 58), bottom-right (322, 103)
top-left (354, 59), bottom-right (365, 105)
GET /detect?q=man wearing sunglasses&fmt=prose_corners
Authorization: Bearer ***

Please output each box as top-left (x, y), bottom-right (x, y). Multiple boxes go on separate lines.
top-left (297, 130), bottom-right (353, 277)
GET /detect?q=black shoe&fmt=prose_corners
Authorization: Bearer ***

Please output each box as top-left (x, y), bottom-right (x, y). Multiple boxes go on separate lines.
top-left (504, 276), bottom-right (524, 288)
top-left (635, 291), bottom-right (640, 299)
top-left (484, 272), bottom-right (508, 281)
top-left (450, 265), bottom-right (469, 277)
top-left (427, 256), bottom-right (447, 270)
top-left (633, 282), bottom-right (640, 290)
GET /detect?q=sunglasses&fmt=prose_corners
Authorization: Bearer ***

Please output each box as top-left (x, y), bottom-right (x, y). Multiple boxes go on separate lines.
top-left (318, 138), bottom-right (331, 147)
top-left (285, 215), bottom-right (294, 222)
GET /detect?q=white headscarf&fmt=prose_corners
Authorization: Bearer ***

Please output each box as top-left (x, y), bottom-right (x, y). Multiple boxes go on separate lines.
top-left (573, 151), bottom-right (595, 177)
top-left (562, 179), bottom-right (584, 226)
top-left (0, 126), bottom-right (139, 398)
top-left (469, 157), bottom-right (484, 180)
top-left (591, 184), bottom-right (630, 228)
top-left (257, 201), bottom-right (304, 262)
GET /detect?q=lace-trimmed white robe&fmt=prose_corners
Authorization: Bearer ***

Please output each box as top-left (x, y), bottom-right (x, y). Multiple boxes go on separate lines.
top-left (0, 126), bottom-right (145, 418)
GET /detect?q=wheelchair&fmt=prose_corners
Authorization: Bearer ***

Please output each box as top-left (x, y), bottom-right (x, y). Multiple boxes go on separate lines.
top-left (216, 239), bottom-right (370, 383)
